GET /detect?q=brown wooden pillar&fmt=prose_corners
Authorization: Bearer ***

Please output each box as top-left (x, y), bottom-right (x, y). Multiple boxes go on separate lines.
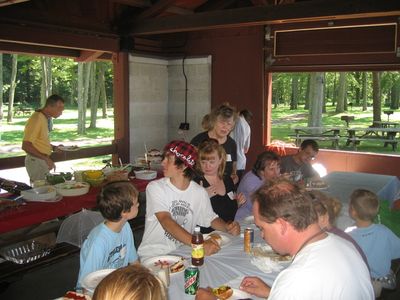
top-left (112, 52), bottom-right (130, 164)
top-left (264, 72), bottom-right (273, 146)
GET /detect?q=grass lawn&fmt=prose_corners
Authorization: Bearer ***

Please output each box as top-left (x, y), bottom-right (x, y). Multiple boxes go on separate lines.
top-left (271, 104), bottom-right (400, 155)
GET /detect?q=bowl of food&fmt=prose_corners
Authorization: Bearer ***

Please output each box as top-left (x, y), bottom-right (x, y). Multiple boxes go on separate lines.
top-left (84, 176), bottom-right (105, 187)
top-left (134, 170), bottom-right (157, 180)
top-left (21, 186), bottom-right (57, 202)
top-left (83, 170), bottom-right (104, 180)
top-left (46, 172), bottom-right (73, 185)
top-left (105, 170), bottom-right (129, 182)
top-left (54, 181), bottom-right (90, 197)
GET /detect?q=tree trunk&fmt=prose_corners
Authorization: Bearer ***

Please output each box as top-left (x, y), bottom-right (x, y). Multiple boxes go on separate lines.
top-left (7, 54), bottom-right (18, 123)
top-left (0, 53), bottom-right (3, 120)
top-left (304, 74), bottom-right (311, 110)
top-left (372, 71), bottom-right (382, 124)
top-left (89, 62), bottom-right (98, 129)
top-left (308, 72), bottom-right (324, 130)
top-left (77, 62), bottom-right (85, 134)
top-left (98, 63), bottom-right (108, 118)
top-left (40, 57), bottom-right (52, 106)
top-left (335, 72), bottom-right (346, 113)
top-left (290, 74), bottom-right (299, 110)
top-left (391, 78), bottom-right (399, 109)
top-left (362, 72), bottom-right (368, 111)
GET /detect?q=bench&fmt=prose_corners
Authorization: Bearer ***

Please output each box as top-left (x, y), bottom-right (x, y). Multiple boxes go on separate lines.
top-left (347, 137), bottom-right (398, 151)
top-left (289, 134), bottom-right (340, 149)
top-left (13, 107), bottom-right (33, 117)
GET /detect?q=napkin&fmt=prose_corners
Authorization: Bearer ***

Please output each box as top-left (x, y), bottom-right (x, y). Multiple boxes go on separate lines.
top-left (250, 256), bottom-right (284, 273)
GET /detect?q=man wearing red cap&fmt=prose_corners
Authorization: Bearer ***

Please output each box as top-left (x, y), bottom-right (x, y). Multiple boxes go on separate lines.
top-left (138, 140), bottom-right (240, 260)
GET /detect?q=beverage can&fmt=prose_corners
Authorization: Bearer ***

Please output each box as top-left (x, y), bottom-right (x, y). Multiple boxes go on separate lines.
top-left (184, 266), bottom-right (200, 295)
top-left (244, 228), bottom-right (254, 253)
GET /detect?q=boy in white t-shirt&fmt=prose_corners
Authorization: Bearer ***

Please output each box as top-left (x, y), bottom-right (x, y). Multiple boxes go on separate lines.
top-left (138, 140), bottom-right (240, 260)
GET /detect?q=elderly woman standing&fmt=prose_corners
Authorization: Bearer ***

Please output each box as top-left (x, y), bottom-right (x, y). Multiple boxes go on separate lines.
top-left (191, 103), bottom-right (238, 184)
top-left (234, 151), bottom-right (280, 221)
top-left (195, 139), bottom-right (245, 234)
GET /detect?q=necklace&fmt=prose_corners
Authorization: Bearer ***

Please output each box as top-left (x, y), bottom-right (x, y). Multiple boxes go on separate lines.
top-left (291, 230), bottom-right (325, 262)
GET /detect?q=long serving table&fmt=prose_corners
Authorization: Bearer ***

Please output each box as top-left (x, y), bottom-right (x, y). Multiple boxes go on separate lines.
top-left (167, 224), bottom-right (284, 300)
top-left (322, 171), bottom-right (400, 230)
top-left (0, 178), bottom-right (153, 235)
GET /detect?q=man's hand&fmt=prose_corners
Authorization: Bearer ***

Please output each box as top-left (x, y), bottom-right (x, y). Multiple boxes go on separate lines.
top-left (204, 238), bottom-right (220, 256)
top-left (226, 221), bottom-right (240, 236)
top-left (195, 287), bottom-right (217, 300)
top-left (45, 157), bottom-right (56, 171)
top-left (236, 192), bottom-right (246, 207)
top-left (240, 276), bottom-right (271, 298)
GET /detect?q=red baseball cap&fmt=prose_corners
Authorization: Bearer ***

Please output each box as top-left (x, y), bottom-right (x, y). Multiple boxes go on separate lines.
top-left (164, 140), bottom-right (198, 169)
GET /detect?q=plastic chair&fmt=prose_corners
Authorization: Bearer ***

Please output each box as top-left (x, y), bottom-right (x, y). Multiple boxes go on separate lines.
top-left (56, 209), bottom-right (104, 248)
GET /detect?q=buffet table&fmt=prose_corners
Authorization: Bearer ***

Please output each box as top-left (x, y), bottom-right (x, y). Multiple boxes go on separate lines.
top-left (167, 224), bottom-right (284, 300)
top-left (0, 178), bottom-right (154, 235)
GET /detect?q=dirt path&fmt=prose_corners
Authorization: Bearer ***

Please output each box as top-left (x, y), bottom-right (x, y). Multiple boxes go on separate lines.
top-left (272, 112), bottom-right (308, 125)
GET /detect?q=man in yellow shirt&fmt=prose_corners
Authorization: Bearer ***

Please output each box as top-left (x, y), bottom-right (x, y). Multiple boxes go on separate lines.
top-left (22, 94), bottom-right (65, 182)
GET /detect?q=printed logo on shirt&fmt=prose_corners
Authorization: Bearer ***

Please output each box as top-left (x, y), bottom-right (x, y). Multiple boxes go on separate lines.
top-left (165, 199), bottom-right (193, 243)
top-left (107, 244), bottom-right (127, 267)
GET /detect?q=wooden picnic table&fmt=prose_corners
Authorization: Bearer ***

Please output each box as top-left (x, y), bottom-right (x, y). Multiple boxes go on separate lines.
top-left (372, 121), bottom-right (399, 128)
top-left (290, 126), bottom-right (342, 149)
top-left (346, 127), bottom-right (400, 151)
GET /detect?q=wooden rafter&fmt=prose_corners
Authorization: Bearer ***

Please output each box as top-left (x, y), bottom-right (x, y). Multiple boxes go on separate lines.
top-left (0, 0), bottom-right (29, 8)
top-left (136, 0), bottom-right (178, 20)
top-left (75, 50), bottom-right (105, 62)
top-left (130, 0), bottom-right (400, 35)
top-left (195, 0), bottom-right (237, 12)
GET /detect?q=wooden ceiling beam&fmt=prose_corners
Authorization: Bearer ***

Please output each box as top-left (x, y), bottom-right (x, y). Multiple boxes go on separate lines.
top-left (0, 41), bottom-right (80, 57)
top-left (130, 0), bottom-right (400, 35)
top-left (113, 0), bottom-right (192, 15)
top-left (136, 0), bottom-right (178, 20)
top-left (195, 0), bottom-right (237, 12)
top-left (0, 22), bottom-right (119, 52)
top-left (75, 50), bottom-right (105, 62)
top-left (0, 0), bottom-right (29, 8)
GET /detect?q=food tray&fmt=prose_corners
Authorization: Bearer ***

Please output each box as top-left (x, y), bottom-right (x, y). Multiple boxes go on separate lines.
top-left (0, 240), bottom-right (53, 264)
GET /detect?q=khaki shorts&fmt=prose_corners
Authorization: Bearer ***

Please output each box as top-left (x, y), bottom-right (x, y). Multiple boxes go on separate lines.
top-left (25, 154), bottom-right (50, 182)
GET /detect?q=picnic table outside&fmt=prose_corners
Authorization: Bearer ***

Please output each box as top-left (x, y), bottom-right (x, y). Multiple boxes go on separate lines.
top-left (372, 121), bottom-right (399, 128)
top-left (290, 126), bottom-right (342, 149)
top-left (346, 127), bottom-right (400, 151)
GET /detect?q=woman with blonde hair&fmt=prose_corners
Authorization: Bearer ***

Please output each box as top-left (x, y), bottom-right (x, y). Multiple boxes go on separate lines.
top-left (195, 139), bottom-right (244, 234)
top-left (191, 102), bottom-right (238, 183)
top-left (92, 264), bottom-right (167, 300)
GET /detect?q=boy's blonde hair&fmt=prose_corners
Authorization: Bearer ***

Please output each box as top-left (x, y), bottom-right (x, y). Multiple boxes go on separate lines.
top-left (350, 189), bottom-right (379, 222)
top-left (92, 264), bottom-right (167, 300)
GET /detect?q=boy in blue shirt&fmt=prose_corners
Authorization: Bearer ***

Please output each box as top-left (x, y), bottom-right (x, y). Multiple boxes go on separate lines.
top-left (347, 189), bottom-right (400, 295)
top-left (77, 181), bottom-right (139, 288)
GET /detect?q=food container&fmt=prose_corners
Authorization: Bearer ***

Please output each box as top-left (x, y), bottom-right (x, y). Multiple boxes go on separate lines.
top-left (103, 164), bottom-right (133, 176)
top-left (54, 181), bottom-right (90, 197)
top-left (46, 172), bottom-right (73, 185)
top-left (83, 170), bottom-right (104, 180)
top-left (134, 170), bottom-right (157, 180)
top-left (0, 240), bottom-right (53, 264)
top-left (105, 170), bottom-right (129, 182)
top-left (21, 186), bottom-right (57, 202)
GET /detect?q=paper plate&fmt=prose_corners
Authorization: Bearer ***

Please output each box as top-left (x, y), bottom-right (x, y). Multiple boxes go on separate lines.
top-left (230, 288), bottom-right (254, 300)
top-left (81, 269), bottom-right (115, 295)
top-left (142, 255), bottom-right (185, 275)
top-left (203, 231), bottom-right (232, 247)
top-left (23, 193), bottom-right (62, 203)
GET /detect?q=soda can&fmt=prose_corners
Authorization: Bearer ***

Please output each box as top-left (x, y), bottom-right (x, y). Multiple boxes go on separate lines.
top-left (244, 228), bottom-right (254, 253)
top-left (184, 266), bottom-right (200, 295)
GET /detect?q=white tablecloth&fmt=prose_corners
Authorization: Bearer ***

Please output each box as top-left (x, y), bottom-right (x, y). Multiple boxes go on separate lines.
top-left (323, 171), bottom-right (400, 230)
top-left (167, 225), bottom-right (285, 300)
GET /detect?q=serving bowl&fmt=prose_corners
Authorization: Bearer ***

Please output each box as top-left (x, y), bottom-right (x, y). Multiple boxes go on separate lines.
top-left (83, 170), bottom-right (104, 180)
top-left (134, 170), bottom-right (157, 180)
top-left (21, 186), bottom-right (57, 201)
top-left (54, 181), bottom-right (90, 197)
top-left (46, 172), bottom-right (73, 185)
